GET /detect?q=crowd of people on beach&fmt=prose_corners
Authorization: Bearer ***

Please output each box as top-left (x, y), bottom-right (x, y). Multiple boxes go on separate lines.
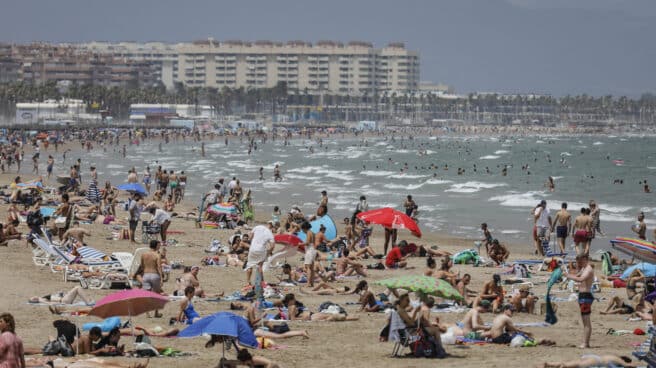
top-left (0, 127), bottom-right (654, 368)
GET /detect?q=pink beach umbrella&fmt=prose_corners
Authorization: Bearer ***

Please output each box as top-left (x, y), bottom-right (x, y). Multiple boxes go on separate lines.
top-left (89, 289), bottom-right (169, 319)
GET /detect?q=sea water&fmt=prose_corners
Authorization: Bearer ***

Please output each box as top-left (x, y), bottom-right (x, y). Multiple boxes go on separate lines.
top-left (61, 134), bottom-right (656, 251)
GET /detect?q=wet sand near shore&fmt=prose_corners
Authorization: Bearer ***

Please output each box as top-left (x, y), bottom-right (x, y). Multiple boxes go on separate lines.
top-left (0, 143), bottom-right (651, 367)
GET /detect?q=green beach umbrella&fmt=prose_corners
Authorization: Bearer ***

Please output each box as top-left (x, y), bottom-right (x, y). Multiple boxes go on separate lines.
top-left (376, 275), bottom-right (463, 301)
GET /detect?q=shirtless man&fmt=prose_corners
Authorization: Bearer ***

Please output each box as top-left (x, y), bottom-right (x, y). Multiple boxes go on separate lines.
top-left (564, 253), bottom-right (595, 348)
top-left (456, 300), bottom-right (490, 336)
top-left (455, 274), bottom-right (478, 307)
top-left (136, 240), bottom-right (163, 317)
top-left (475, 274), bottom-right (504, 313)
top-left (551, 202), bottom-right (571, 253)
top-left (483, 304), bottom-right (532, 344)
top-left (632, 212), bottom-right (646, 240)
top-left (333, 249), bottom-right (367, 277)
top-left (319, 190), bottom-right (328, 213)
top-left (572, 208), bottom-right (593, 255)
top-left (314, 224), bottom-right (327, 249)
top-left (63, 221), bottom-right (91, 246)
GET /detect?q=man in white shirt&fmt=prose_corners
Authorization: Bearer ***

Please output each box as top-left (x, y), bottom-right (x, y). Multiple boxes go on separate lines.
top-left (228, 177), bottom-right (237, 196)
top-left (148, 207), bottom-right (171, 242)
top-left (533, 200), bottom-right (552, 256)
top-left (245, 223), bottom-right (275, 286)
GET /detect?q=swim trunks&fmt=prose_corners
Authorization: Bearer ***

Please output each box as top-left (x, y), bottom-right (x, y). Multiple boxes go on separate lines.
top-left (536, 226), bottom-right (548, 239)
top-left (303, 247), bottom-right (317, 266)
top-left (142, 273), bottom-right (162, 293)
top-left (556, 226), bottom-right (567, 239)
top-left (491, 332), bottom-right (513, 344)
top-left (574, 230), bottom-right (588, 244)
top-left (578, 292), bottom-right (594, 315)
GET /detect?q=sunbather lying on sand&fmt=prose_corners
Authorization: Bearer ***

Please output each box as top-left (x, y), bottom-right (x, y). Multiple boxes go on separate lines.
top-left (281, 293), bottom-right (358, 322)
top-left (29, 286), bottom-right (93, 305)
top-left (26, 357), bottom-right (149, 368)
top-left (539, 354), bottom-right (639, 367)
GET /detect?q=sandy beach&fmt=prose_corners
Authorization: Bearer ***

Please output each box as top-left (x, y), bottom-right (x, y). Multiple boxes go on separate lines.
top-left (0, 158), bottom-right (651, 368)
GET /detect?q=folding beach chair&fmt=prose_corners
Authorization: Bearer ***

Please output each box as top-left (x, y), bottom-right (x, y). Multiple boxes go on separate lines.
top-left (388, 310), bottom-right (422, 357)
top-left (541, 234), bottom-right (568, 258)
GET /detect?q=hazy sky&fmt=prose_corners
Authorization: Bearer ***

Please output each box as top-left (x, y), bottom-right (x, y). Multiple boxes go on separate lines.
top-left (1, 0), bottom-right (655, 96)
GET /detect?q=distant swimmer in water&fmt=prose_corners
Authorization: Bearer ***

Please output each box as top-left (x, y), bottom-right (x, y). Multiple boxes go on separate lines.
top-left (546, 176), bottom-right (555, 192)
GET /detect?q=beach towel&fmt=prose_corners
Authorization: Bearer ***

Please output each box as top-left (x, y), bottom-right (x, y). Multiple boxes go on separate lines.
top-left (545, 268), bottom-right (562, 325)
top-left (388, 310), bottom-right (406, 343)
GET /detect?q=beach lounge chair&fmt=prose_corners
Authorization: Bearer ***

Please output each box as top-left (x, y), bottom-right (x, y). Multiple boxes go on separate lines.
top-left (75, 248), bottom-right (149, 289)
top-left (32, 236), bottom-right (61, 266)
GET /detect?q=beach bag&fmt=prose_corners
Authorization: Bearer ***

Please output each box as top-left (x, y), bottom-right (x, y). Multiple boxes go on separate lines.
top-left (27, 211), bottom-right (43, 227)
top-left (43, 336), bottom-right (75, 357)
top-left (412, 334), bottom-right (446, 358)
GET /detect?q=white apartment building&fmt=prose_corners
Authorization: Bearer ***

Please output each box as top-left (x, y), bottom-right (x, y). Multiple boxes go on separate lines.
top-left (78, 40), bottom-right (419, 96)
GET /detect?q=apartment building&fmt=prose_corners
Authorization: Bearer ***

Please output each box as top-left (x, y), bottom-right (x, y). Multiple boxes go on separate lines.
top-left (4, 43), bottom-right (159, 88)
top-left (175, 39), bottom-right (419, 95)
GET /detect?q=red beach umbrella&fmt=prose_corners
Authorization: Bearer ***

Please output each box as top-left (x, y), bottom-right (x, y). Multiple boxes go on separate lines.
top-left (357, 207), bottom-right (422, 238)
top-left (274, 233), bottom-right (305, 251)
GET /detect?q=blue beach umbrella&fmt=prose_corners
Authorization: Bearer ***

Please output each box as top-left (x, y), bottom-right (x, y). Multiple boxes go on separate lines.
top-left (178, 312), bottom-right (258, 349)
top-left (621, 263), bottom-right (656, 280)
top-left (116, 183), bottom-right (147, 196)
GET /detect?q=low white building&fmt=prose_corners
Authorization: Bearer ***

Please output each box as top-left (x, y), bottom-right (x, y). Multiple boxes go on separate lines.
top-left (15, 99), bottom-right (101, 124)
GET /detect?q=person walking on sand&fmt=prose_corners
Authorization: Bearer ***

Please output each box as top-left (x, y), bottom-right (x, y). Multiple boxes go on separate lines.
top-left (564, 254), bottom-right (595, 349)
top-left (551, 202), bottom-right (571, 254)
top-left (572, 208), bottom-right (592, 255)
top-left (532, 200), bottom-right (552, 256)
top-left (589, 200), bottom-right (604, 237)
